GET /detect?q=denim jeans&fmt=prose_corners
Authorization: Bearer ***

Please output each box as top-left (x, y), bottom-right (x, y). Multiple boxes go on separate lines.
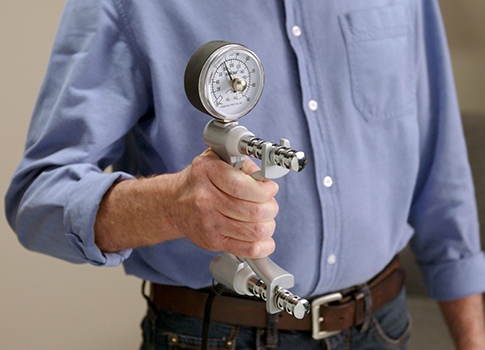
top-left (140, 288), bottom-right (411, 350)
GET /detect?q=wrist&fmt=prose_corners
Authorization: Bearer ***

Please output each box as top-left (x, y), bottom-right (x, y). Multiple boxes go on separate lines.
top-left (94, 173), bottom-right (185, 252)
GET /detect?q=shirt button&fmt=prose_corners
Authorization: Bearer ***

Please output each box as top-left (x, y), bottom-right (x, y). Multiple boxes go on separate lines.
top-left (323, 176), bottom-right (333, 188)
top-left (308, 100), bottom-right (318, 111)
top-left (327, 254), bottom-right (337, 265)
top-left (291, 26), bottom-right (302, 37)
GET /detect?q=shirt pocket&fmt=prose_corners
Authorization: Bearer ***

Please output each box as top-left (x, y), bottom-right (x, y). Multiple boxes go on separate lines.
top-left (339, 3), bottom-right (415, 122)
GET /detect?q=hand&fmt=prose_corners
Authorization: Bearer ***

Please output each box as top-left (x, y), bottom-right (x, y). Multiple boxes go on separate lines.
top-left (171, 149), bottom-right (279, 258)
top-left (94, 149), bottom-right (279, 259)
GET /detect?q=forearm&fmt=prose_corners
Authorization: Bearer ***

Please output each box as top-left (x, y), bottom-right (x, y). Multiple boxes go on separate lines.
top-left (439, 294), bottom-right (485, 350)
top-left (94, 174), bottom-right (184, 252)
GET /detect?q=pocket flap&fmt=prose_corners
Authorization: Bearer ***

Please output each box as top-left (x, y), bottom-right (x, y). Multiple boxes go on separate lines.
top-left (343, 4), bottom-right (408, 40)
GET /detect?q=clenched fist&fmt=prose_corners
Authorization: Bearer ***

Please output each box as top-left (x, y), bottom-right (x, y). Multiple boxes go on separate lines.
top-left (94, 150), bottom-right (279, 258)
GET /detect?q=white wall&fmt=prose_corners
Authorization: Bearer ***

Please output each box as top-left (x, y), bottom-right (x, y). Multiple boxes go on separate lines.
top-left (1, 1), bottom-right (483, 349)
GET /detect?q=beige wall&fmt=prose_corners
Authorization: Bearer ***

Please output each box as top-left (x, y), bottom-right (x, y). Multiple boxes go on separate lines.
top-left (1, 1), bottom-right (484, 349)
top-left (0, 2), bottom-right (145, 350)
top-left (440, 0), bottom-right (485, 114)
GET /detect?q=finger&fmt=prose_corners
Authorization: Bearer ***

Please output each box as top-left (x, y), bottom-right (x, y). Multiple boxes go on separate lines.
top-left (202, 148), bottom-right (258, 174)
top-left (194, 200), bottom-right (276, 243)
top-left (224, 218), bottom-right (275, 244)
top-left (217, 196), bottom-right (279, 223)
top-left (221, 237), bottom-right (276, 259)
top-left (190, 212), bottom-right (275, 254)
top-left (208, 165), bottom-right (279, 203)
top-left (199, 148), bottom-right (221, 159)
top-left (199, 149), bottom-right (279, 202)
top-left (240, 157), bottom-right (261, 175)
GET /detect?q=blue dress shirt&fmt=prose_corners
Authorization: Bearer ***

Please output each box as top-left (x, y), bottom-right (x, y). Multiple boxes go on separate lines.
top-left (5, 0), bottom-right (485, 301)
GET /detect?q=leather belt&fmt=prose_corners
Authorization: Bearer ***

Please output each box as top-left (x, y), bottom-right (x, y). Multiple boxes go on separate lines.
top-left (150, 255), bottom-right (405, 338)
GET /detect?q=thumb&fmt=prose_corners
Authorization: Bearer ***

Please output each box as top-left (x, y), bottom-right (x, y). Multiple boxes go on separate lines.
top-left (240, 157), bottom-right (262, 175)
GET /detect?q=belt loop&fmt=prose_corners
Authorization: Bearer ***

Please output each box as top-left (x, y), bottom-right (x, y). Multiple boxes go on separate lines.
top-left (265, 313), bottom-right (279, 348)
top-left (357, 284), bottom-right (372, 332)
top-left (256, 313), bottom-right (280, 349)
top-left (343, 329), bottom-right (351, 350)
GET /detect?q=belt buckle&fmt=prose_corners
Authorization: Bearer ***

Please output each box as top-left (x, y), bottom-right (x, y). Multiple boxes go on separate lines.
top-left (311, 292), bottom-right (343, 340)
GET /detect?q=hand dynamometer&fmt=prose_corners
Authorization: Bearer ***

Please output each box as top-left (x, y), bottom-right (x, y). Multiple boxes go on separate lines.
top-left (184, 41), bottom-right (310, 319)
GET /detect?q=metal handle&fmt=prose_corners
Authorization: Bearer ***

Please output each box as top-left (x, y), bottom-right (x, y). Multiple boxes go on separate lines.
top-left (204, 119), bottom-right (310, 319)
top-left (210, 252), bottom-right (310, 319)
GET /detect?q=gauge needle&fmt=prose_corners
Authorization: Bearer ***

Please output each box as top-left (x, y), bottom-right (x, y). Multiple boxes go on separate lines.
top-left (223, 61), bottom-right (247, 92)
top-left (223, 61), bottom-right (234, 81)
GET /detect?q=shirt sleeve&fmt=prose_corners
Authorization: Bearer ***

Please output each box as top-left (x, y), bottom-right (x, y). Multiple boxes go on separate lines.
top-left (4, 0), bottom-right (151, 266)
top-left (409, 0), bottom-right (485, 300)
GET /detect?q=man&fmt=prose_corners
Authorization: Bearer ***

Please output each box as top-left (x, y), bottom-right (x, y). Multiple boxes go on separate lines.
top-left (5, 0), bottom-right (485, 349)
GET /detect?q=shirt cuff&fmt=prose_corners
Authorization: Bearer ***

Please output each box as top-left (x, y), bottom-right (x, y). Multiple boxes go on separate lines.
top-left (64, 170), bottom-right (135, 266)
top-left (419, 251), bottom-right (485, 301)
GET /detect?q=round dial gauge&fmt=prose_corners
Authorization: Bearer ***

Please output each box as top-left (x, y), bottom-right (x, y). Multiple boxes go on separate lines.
top-left (184, 41), bottom-right (264, 121)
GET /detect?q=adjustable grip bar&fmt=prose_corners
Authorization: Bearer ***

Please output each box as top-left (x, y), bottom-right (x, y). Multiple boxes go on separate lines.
top-left (239, 136), bottom-right (307, 173)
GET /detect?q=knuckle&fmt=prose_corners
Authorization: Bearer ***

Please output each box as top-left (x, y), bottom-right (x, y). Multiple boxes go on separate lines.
top-left (244, 243), bottom-right (261, 259)
top-left (261, 182), bottom-right (278, 201)
top-left (193, 153), bottom-right (209, 167)
top-left (266, 240), bottom-right (276, 255)
top-left (190, 157), bottom-right (205, 175)
top-left (191, 155), bottom-right (213, 179)
top-left (193, 190), bottom-right (213, 212)
top-left (270, 200), bottom-right (279, 218)
top-left (242, 240), bottom-right (274, 258)
top-left (270, 181), bottom-right (279, 196)
top-left (252, 222), bottom-right (273, 241)
top-left (259, 189), bottom-right (272, 203)
top-left (250, 203), bottom-right (267, 221)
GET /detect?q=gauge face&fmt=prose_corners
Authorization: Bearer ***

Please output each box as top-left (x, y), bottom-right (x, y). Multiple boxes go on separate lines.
top-left (185, 42), bottom-right (264, 121)
top-left (201, 45), bottom-right (264, 121)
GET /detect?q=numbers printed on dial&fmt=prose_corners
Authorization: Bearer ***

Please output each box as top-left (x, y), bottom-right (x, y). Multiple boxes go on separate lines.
top-left (211, 57), bottom-right (252, 108)
top-left (204, 46), bottom-right (263, 120)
